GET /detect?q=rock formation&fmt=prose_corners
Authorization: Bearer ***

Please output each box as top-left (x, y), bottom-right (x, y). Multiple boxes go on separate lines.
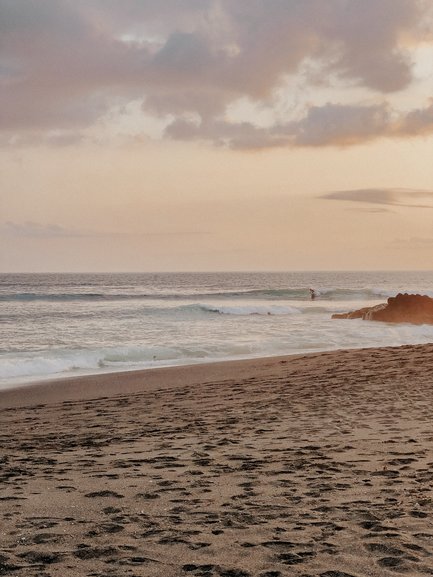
top-left (332, 293), bottom-right (433, 325)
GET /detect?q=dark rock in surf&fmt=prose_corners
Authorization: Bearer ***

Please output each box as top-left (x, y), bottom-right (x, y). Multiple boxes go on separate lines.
top-left (332, 293), bottom-right (433, 325)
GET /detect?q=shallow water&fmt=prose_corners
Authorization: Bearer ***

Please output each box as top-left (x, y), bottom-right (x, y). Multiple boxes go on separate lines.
top-left (1, 271), bottom-right (432, 387)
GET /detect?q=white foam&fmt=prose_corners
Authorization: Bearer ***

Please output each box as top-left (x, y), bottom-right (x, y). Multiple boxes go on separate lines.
top-left (2, 271), bottom-right (433, 387)
top-left (200, 304), bottom-right (301, 315)
top-left (0, 351), bottom-right (102, 379)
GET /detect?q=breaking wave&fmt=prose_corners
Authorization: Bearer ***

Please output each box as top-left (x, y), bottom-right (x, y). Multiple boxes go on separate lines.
top-left (0, 343), bottom-right (259, 381)
top-left (199, 304), bottom-right (301, 315)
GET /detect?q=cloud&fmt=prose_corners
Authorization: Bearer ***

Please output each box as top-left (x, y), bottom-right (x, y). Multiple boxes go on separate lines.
top-left (319, 188), bottom-right (433, 208)
top-left (0, 221), bottom-right (94, 238)
top-left (284, 103), bottom-right (391, 147)
top-left (347, 207), bottom-right (392, 214)
top-left (165, 101), bottom-right (433, 149)
top-left (0, 221), bottom-right (210, 238)
top-left (396, 99), bottom-right (433, 136)
top-left (325, 0), bottom-right (417, 92)
top-left (1, 0), bottom-right (433, 147)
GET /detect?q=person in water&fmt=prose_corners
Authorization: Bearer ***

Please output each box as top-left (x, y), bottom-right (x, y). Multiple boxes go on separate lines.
top-left (309, 288), bottom-right (316, 300)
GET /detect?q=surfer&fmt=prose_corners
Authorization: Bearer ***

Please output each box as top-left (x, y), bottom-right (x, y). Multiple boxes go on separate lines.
top-left (309, 288), bottom-right (316, 300)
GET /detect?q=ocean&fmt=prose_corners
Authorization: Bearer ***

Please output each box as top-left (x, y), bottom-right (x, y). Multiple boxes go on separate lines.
top-left (1, 271), bottom-right (432, 389)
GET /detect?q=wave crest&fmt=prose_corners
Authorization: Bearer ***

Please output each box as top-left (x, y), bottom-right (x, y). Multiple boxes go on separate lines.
top-left (200, 304), bottom-right (301, 315)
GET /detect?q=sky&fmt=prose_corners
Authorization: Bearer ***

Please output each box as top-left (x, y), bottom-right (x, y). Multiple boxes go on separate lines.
top-left (0, 0), bottom-right (432, 272)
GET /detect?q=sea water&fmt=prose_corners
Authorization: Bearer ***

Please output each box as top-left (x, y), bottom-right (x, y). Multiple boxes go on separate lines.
top-left (1, 271), bottom-right (432, 388)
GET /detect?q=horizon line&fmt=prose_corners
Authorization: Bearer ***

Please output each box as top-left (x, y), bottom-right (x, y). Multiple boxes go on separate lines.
top-left (1, 269), bottom-right (432, 275)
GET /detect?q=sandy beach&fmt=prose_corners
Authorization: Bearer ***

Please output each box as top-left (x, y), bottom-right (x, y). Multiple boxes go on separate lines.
top-left (1, 344), bottom-right (433, 577)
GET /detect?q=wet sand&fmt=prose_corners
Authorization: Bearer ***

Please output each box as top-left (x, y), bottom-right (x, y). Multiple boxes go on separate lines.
top-left (1, 343), bottom-right (433, 577)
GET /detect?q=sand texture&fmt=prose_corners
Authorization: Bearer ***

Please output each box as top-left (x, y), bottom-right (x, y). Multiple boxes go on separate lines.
top-left (1, 343), bottom-right (433, 577)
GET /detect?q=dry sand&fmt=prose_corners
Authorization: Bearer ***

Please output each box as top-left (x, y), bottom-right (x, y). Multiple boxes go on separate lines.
top-left (1, 344), bottom-right (433, 577)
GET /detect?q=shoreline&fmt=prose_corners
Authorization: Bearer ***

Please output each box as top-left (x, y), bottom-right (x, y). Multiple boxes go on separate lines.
top-left (0, 349), bottom-right (321, 407)
top-left (0, 342), bottom-right (431, 408)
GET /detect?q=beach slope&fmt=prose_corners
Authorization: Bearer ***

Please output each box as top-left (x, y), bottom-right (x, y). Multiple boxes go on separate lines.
top-left (1, 344), bottom-right (433, 576)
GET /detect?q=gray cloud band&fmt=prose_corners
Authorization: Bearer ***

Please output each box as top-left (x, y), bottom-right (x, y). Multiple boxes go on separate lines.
top-left (319, 189), bottom-right (433, 208)
top-left (1, 0), bottom-right (432, 147)
top-left (165, 101), bottom-right (433, 148)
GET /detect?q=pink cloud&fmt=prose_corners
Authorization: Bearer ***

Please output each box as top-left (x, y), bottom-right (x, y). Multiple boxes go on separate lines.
top-left (1, 0), bottom-right (432, 148)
